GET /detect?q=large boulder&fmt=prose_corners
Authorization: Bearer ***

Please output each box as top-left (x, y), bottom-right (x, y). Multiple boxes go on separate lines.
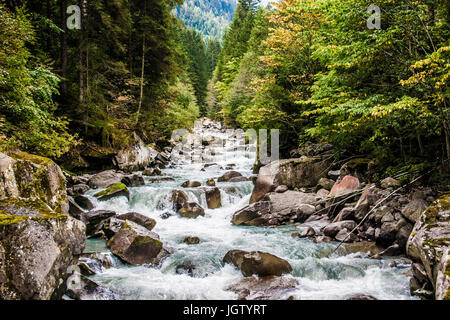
top-left (218, 171), bottom-right (243, 182)
top-left (223, 250), bottom-right (292, 277)
top-left (250, 157), bottom-right (332, 203)
top-left (406, 194), bottom-right (450, 300)
top-left (178, 202), bottom-right (205, 218)
top-left (121, 174), bottom-right (145, 187)
top-left (83, 210), bottom-right (116, 237)
top-left (112, 132), bottom-right (158, 172)
top-left (232, 191), bottom-right (317, 226)
top-left (181, 180), bottom-right (201, 188)
top-left (401, 199), bottom-right (428, 223)
top-left (322, 220), bottom-right (357, 238)
top-left (116, 212), bottom-right (156, 231)
top-left (205, 187), bottom-right (221, 209)
top-left (329, 175), bottom-right (360, 198)
top-left (74, 195), bottom-right (95, 211)
top-left (94, 183), bottom-right (130, 201)
top-left (172, 190), bottom-right (189, 212)
top-left (88, 170), bottom-right (125, 189)
top-left (0, 198), bottom-right (86, 300)
top-left (226, 276), bottom-right (299, 300)
top-left (106, 221), bottom-right (170, 266)
top-left (0, 152), bottom-right (68, 213)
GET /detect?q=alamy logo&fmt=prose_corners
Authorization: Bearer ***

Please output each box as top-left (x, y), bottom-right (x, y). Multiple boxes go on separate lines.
top-left (67, 5), bottom-right (81, 30)
top-left (367, 5), bottom-right (381, 30)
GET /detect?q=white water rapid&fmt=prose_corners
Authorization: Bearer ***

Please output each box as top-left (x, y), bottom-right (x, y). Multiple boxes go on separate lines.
top-left (84, 120), bottom-right (417, 300)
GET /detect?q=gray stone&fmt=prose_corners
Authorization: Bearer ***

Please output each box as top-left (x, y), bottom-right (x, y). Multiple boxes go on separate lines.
top-left (250, 157), bottom-right (333, 203)
top-left (0, 198), bottom-right (86, 300)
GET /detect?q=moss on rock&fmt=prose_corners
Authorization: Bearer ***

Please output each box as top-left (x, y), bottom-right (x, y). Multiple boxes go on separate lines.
top-left (0, 198), bottom-right (67, 226)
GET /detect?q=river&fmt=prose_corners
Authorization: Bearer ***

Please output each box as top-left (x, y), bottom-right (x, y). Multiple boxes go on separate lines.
top-left (84, 120), bottom-right (416, 300)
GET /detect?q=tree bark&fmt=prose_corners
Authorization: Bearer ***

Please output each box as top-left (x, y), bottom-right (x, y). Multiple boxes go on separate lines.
top-left (60, 0), bottom-right (68, 96)
top-left (136, 34), bottom-right (145, 126)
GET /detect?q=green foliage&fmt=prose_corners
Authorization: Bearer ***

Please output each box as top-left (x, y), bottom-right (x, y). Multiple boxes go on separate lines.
top-left (209, 0), bottom-right (450, 169)
top-left (0, 5), bottom-right (77, 158)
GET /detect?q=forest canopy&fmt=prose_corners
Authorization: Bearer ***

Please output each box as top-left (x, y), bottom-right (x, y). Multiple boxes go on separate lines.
top-left (206, 0), bottom-right (449, 180)
top-left (0, 0), bottom-right (449, 182)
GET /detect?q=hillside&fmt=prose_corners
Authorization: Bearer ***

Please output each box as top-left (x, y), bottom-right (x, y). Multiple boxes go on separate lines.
top-left (174, 0), bottom-right (238, 40)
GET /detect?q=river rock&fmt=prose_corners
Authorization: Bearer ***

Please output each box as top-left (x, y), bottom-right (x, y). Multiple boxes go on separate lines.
top-left (322, 221), bottom-right (357, 238)
top-left (65, 275), bottom-right (116, 300)
top-left (232, 191), bottom-right (317, 226)
top-left (226, 276), bottom-right (299, 300)
top-left (317, 178), bottom-right (335, 191)
top-left (401, 199), bottom-right (428, 223)
top-left (178, 202), bottom-right (205, 218)
top-left (0, 151), bottom-right (69, 213)
top-left (205, 187), bottom-right (221, 209)
top-left (332, 207), bottom-right (355, 223)
top-left (113, 132), bottom-right (158, 172)
top-left (117, 212), bottom-right (156, 231)
top-left (377, 216), bottom-right (412, 248)
top-left (353, 187), bottom-right (384, 220)
top-left (121, 174), bottom-right (145, 187)
top-left (329, 176), bottom-right (360, 198)
top-left (172, 190), bottom-right (188, 211)
top-left (176, 260), bottom-right (197, 277)
top-left (295, 227), bottom-right (316, 238)
top-left (88, 170), bottom-right (125, 189)
top-left (107, 221), bottom-right (168, 266)
top-left (381, 177), bottom-right (401, 189)
top-left (142, 168), bottom-right (154, 176)
top-left (250, 157), bottom-right (332, 203)
top-left (183, 236), bottom-right (200, 245)
top-left (74, 195), bottom-right (95, 210)
top-left (406, 194), bottom-right (450, 300)
top-left (275, 185), bottom-right (288, 193)
top-left (334, 228), bottom-right (358, 242)
top-left (94, 183), bottom-right (130, 201)
top-left (181, 180), bottom-right (201, 188)
top-left (223, 250), bottom-right (292, 277)
top-left (79, 252), bottom-right (114, 273)
top-left (84, 210), bottom-right (116, 237)
top-left (337, 241), bottom-right (384, 256)
top-left (0, 198), bottom-right (86, 300)
top-left (68, 197), bottom-right (85, 220)
top-left (380, 244), bottom-right (402, 256)
top-left (229, 176), bottom-right (249, 182)
top-left (313, 236), bottom-right (333, 243)
top-left (218, 171), bottom-right (243, 182)
top-left (206, 178), bottom-right (216, 186)
top-left (71, 184), bottom-right (90, 195)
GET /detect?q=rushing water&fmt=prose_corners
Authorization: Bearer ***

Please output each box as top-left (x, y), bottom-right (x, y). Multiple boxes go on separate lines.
top-left (84, 121), bottom-right (416, 300)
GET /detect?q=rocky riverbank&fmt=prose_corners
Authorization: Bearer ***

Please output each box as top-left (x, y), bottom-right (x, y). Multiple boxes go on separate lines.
top-left (0, 118), bottom-right (448, 300)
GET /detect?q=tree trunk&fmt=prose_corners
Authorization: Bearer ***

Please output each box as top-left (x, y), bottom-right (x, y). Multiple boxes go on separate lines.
top-left (60, 0), bottom-right (68, 96)
top-left (136, 34), bottom-right (145, 126)
top-left (417, 134), bottom-right (424, 155)
top-left (444, 120), bottom-right (450, 161)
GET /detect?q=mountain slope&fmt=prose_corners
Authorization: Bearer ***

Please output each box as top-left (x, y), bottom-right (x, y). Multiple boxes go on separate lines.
top-left (174, 0), bottom-right (238, 40)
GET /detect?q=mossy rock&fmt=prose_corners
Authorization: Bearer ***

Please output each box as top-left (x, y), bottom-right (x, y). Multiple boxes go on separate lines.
top-left (0, 198), bottom-right (67, 226)
top-left (94, 183), bottom-right (130, 201)
top-left (1, 151), bottom-right (68, 213)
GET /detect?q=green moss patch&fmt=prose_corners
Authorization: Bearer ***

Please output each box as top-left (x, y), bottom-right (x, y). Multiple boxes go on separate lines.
top-left (7, 150), bottom-right (53, 166)
top-left (0, 198), bottom-right (67, 226)
top-left (94, 183), bottom-right (127, 198)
